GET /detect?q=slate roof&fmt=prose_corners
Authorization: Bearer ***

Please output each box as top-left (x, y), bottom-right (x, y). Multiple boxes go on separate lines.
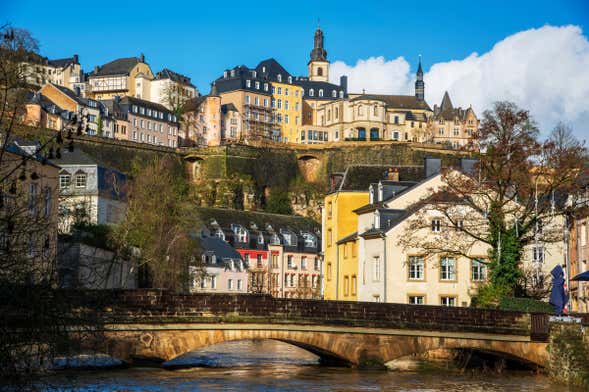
top-left (50, 83), bottom-right (86, 105)
top-left (336, 231), bottom-right (357, 245)
top-left (221, 103), bottom-right (238, 113)
top-left (350, 94), bottom-right (432, 111)
top-left (90, 57), bottom-right (141, 77)
top-left (255, 58), bottom-right (291, 80)
top-left (182, 96), bottom-right (208, 112)
top-left (334, 165), bottom-right (425, 192)
top-left (194, 207), bottom-right (319, 234)
top-left (292, 78), bottom-right (346, 100)
top-left (200, 236), bottom-right (244, 261)
top-left (432, 91), bottom-right (476, 121)
top-left (154, 68), bottom-right (194, 87)
top-left (359, 209), bottom-right (409, 238)
top-left (48, 56), bottom-right (78, 68)
top-left (50, 148), bottom-right (97, 166)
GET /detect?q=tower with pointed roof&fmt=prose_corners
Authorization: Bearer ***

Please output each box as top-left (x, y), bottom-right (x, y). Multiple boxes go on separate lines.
top-left (308, 23), bottom-right (329, 82)
top-left (415, 55), bottom-right (425, 102)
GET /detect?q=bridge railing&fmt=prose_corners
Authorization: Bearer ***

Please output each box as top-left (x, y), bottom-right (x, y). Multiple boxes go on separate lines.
top-left (60, 289), bottom-right (544, 338)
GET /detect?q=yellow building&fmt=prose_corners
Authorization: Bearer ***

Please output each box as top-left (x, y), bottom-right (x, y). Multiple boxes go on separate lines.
top-left (336, 233), bottom-right (359, 301)
top-left (271, 81), bottom-right (303, 143)
top-left (87, 54), bottom-right (153, 100)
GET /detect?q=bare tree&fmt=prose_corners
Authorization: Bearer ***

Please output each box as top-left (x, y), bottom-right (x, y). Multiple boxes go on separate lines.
top-left (400, 102), bottom-right (588, 301)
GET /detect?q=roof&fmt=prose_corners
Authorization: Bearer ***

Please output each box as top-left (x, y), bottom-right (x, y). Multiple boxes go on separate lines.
top-left (335, 165), bottom-right (425, 192)
top-left (182, 96), bottom-right (208, 112)
top-left (193, 207), bottom-right (319, 234)
top-left (293, 78), bottom-right (346, 100)
top-left (433, 91), bottom-right (476, 121)
top-left (221, 103), bottom-right (238, 113)
top-left (336, 232), bottom-right (357, 245)
top-left (255, 58), bottom-right (291, 80)
top-left (90, 57), bottom-right (141, 77)
top-left (359, 209), bottom-right (409, 238)
top-left (48, 56), bottom-right (78, 68)
top-left (4, 139), bottom-right (59, 168)
top-left (200, 236), bottom-right (243, 261)
top-left (350, 94), bottom-right (432, 111)
top-left (49, 83), bottom-right (86, 106)
top-left (50, 148), bottom-right (97, 166)
top-left (119, 96), bottom-right (174, 116)
top-left (154, 68), bottom-right (194, 87)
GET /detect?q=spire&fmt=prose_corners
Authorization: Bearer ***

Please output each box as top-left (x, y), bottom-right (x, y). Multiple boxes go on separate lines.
top-left (309, 22), bottom-right (327, 62)
top-left (440, 91), bottom-right (453, 111)
top-left (415, 55), bottom-right (425, 102)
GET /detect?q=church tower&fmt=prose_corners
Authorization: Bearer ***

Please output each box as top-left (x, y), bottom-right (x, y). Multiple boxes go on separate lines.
top-left (308, 23), bottom-right (329, 82)
top-left (415, 55), bottom-right (425, 102)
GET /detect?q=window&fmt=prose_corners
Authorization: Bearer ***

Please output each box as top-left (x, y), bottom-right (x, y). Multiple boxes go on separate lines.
top-left (373, 256), bottom-right (381, 281)
top-left (200, 276), bottom-right (207, 289)
top-left (301, 256), bottom-right (307, 270)
top-left (344, 276), bottom-right (350, 296)
top-left (59, 174), bottom-right (71, 189)
top-left (287, 255), bottom-right (293, 269)
top-left (440, 257), bottom-right (456, 281)
top-left (472, 259), bottom-right (487, 281)
top-left (309, 89), bottom-right (314, 97)
top-left (289, 274), bottom-right (295, 287)
top-left (254, 96), bottom-right (259, 106)
top-left (441, 296), bottom-right (456, 307)
top-left (244, 254), bottom-right (250, 265)
top-left (319, 89), bottom-right (323, 97)
top-left (432, 219), bottom-right (441, 232)
top-left (277, 74), bottom-right (282, 82)
top-left (453, 128), bottom-right (459, 136)
top-left (277, 87), bottom-right (282, 94)
top-left (256, 254), bottom-right (263, 268)
top-left (533, 247), bottom-right (544, 263)
top-left (246, 80), bottom-right (251, 88)
top-left (43, 187), bottom-right (51, 217)
top-left (237, 279), bottom-right (243, 290)
top-left (408, 256), bottom-right (424, 280)
top-left (75, 173), bottom-right (87, 188)
top-left (245, 95), bottom-right (250, 104)
top-left (211, 276), bottom-right (217, 289)
top-left (438, 128), bottom-right (444, 136)
top-left (327, 262), bottom-right (332, 281)
top-left (409, 295), bottom-right (424, 305)
top-left (314, 257), bottom-right (320, 271)
top-left (358, 105), bottom-right (363, 116)
top-left (255, 81), bottom-right (260, 89)
top-left (327, 229), bottom-right (332, 246)
top-left (373, 105), bottom-right (378, 116)
top-left (277, 99), bottom-right (282, 109)
top-left (228, 279), bottom-right (233, 290)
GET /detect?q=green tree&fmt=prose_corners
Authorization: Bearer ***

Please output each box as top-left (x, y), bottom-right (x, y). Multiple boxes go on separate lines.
top-left (265, 190), bottom-right (293, 215)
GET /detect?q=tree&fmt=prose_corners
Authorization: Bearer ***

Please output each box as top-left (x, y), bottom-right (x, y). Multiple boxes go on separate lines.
top-left (265, 190), bottom-right (293, 215)
top-left (111, 156), bottom-right (199, 291)
top-left (400, 102), bottom-right (588, 302)
top-left (0, 25), bottom-right (99, 385)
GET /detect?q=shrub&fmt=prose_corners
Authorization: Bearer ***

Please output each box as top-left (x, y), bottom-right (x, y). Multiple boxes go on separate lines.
top-left (499, 297), bottom-right (553, 313)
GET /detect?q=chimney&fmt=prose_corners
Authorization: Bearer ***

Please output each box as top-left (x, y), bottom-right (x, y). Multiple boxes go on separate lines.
top-left (73, 54), bottom-right (79, 64)
top-left (139, 53), bottom-right (145, 63)
top-left (210, 82), bottom-right (218, 96)
top-left (93, 65), bottom-right (99, 73)
top-left (385, 167), bottom-right (399, 181)
top-left (339, 75), bottom-right (348, 93)
top-left (424, 157), bottom-right (441, 178)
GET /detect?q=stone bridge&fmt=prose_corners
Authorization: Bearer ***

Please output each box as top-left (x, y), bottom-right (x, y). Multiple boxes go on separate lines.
top-left (74, 290), bottom-right (554, 368)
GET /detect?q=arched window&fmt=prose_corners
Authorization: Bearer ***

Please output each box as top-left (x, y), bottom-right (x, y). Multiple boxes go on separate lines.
top-left (332, 90), bottom-right (336, 98)
top-left (358, 105), bottom-right (363, 116)
top-left (335, 107), bottom-right (339, 119)
top-left (277, 74), bottom-right (282, 82)
top-left (317, 67), bottom-right (323, 76)
top-left (339, 91), bottom-right (344, 98)
top-left (319, 89), bottom-right (324, 97)
top-left (309, 89), bottom-right (314, 97)
top-left (287, 76), bottom-right (292, 83)
top-left (373, 105), bottom-right (378, 116)
top-left (327, 110), bottom-right (331, 121)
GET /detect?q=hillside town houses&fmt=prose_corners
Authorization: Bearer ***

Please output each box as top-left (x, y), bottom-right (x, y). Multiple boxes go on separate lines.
top-left (7, 24), bottom-right (589, 315)
top-left (19, 26), bottom-right (477, 150)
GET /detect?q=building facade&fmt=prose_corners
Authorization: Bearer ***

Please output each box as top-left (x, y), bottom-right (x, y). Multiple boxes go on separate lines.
top-left (87, 55), bottom-right (153, 100)
top-left (181, 95), bottom-right (222, 146)
top-left (150, 68), bottom-right (198, 111)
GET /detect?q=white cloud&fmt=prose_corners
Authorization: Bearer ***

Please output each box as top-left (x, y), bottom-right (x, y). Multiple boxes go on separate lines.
top-left (330, 25), bottom-right (589, 140)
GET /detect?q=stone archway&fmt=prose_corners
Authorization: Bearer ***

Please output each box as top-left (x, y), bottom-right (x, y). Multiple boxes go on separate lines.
top-left (184, 156), bottom-right (205, 182)
top-left (297, 154), bottom-right (322, 183)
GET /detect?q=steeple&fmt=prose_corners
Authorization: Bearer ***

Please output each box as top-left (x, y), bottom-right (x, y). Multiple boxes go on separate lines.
top-left (440, 91), bottom-right (453, 111)
top-left (309, 22), bottom-right (327, 62)
top-left (415, 55), bottom-right (425, 102)
top-left (308, 22), bottom-right (329, 82)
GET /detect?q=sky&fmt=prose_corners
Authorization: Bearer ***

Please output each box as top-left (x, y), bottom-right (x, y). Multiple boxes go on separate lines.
top-left (3, 0), bottom-right (589, 139)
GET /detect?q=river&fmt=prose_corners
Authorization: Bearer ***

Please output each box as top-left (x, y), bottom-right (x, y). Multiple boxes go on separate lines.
top-left (31, 340), bottom-right (571, 391)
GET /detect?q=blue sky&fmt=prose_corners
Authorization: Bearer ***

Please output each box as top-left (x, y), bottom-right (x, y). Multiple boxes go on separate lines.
top-left (3, 0), bottom-right (589, 137)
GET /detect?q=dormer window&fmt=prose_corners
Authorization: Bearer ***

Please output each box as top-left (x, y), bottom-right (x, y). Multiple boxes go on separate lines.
top-left (246, 80), bottom-right (251, 88)
top-left (309, 89), bottom-right (314, 97)
top-left (302, 233), bottom-right (317, 248)
top-left (281, 230), bottom-right (296, 246)
top-left (215, 229), bottom-right (225, 241)
top-left (369, 184), bottom-right (375, 204)
top-left (378, 183), bottom-right (383, 202)
top-left (270, 234), bottom-right (281, 245)
top-left (288, 76), bottom-right (292, 83)
top-left (262, 66), bottom-right (266, 73)
top-left (374, 210), bottom-right (380, 229)
top-left (277, 74), bottom-right (282, 82)
top-left (258, 233), bottom-right (264, 244)
top-left (252, 71), bottom-right (257, 78)
top-left (319, 89), bottom-right (324, 97)
top-left (332, 90), bottom-right (336, 98)
top-left (232, 224), bottom-right (249, 243)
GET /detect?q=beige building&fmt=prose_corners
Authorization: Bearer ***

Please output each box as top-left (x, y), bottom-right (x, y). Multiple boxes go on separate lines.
top-left (150, 69), bottom-right (198, 111)
top-left (430, 92), bottom-right (479, 148)
top-left (20, 53), bottom-right (84, 93)
top-left (87, 54), bottom-right (153, 100)
top-left (355, 159), bottom-right (564, 306)
top-left (181, 95), bottom-right (222, 146)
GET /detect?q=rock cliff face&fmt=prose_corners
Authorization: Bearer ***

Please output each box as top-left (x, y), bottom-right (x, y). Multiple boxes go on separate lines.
top-left (15, 126), bottom-right (466, 221)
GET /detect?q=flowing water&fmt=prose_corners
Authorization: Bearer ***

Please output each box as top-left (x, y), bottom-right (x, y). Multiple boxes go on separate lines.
top-left (28, 340), bottom-right (573, 391)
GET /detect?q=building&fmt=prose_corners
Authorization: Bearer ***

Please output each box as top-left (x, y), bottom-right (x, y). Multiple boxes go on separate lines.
top-left (211, 26), bottom-right (348, 144)
top-left (150, 68), bottom-right (198, 111)
top-left (195, 207), bottom-right (322, 299)
top-left (87, 55), bottom-right (153, 100)
top-left (352, 158), bottom-right (564, 306)
top-left (0, 139), bottom-right (60, 282)
top-left (181, 95), bottom-right (222, 146)
top-left (569, 186), bottom-right (589, 312)
top-left (322, 165), bottom-right (425, 301)
top-left (20, 53), bottom-right (84, 92)
top-left (430, 92), bottom-right (479, 148)
top-left (103, 96), bottom-right (179, 147)
top-left (51, 148), bottom-right (127, 233)
top-left (191, 236), bottom-right (248, 294)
